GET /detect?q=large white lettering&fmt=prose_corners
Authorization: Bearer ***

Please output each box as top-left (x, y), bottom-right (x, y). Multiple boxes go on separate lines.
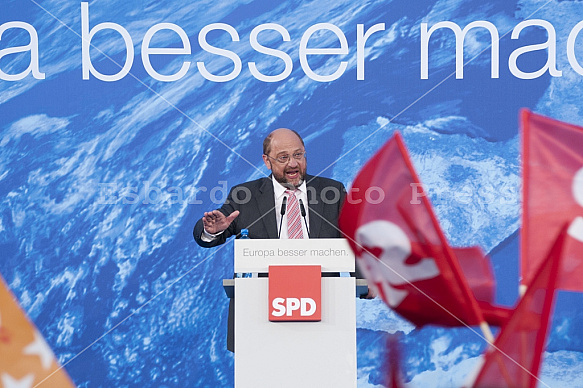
top-left (509, 19), bottom-right (561, 80)
top-left (421, 19), bottom-right (577, 80)
top-left (197, 23), bottom-right (242, 82)
top-left (421, 20), bottom-right (499, 79)
top-left (299, 23), bottom-right (349, 82)
top-left (0, 21), bottom-right (45, 81)
top-left (248, 23), bottom-right (293, 82)
top-left (356, 23), bottom-right (385, 80)
top-left (567, 21), bottom-right (583, 76)
top-left (142, 23), bottom-right (191, 82)
top-left (81, 2), bottom-right (134, 81)
top-left (10, 5), bottom-right (583, 83)
top-left (77, 3), bottom-right (382, 83)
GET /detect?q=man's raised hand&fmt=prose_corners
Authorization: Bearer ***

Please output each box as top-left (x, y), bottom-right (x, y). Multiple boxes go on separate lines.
top-left (202, 210), bottom-right (240, 235)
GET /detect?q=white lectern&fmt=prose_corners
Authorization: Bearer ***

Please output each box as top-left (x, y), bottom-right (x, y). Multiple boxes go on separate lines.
top-left (224, 238), bottom-right (364, 388)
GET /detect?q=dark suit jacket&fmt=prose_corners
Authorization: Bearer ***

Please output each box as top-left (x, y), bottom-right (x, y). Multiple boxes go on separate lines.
top-left (193, 174), bottom-right (346, 245)
top-left (193, 174), bottom-right (346, 353)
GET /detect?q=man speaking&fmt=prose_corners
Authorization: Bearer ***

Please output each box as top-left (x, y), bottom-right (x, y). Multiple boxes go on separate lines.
top-left (193, 128), bottom-right (348, 352)
top-left (193, 128), bottom-right (346, 246)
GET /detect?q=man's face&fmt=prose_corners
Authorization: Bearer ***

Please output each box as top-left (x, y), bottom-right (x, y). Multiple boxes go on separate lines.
top-left (262, 130), bottom-right (307, 189)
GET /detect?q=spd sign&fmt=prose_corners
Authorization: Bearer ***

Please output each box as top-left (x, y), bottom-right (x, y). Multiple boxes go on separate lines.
top-left (268, 265), bottom-right (321, 322)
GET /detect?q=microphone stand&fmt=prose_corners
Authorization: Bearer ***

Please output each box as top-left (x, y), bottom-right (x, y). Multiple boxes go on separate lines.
top-left (278, 196), bottom-right (287, 238)
top-left (298, 199), bottom-right (310, 238)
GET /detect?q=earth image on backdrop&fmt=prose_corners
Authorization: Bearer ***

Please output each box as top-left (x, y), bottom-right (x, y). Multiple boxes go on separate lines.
top-left (1, 0), bottom-right (583, 386)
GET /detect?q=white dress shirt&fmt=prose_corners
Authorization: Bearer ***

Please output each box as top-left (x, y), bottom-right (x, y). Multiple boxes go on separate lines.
top-left (272, 176), bottom-right (310, 239)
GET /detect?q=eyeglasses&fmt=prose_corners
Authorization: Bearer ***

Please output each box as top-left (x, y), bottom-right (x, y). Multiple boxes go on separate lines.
top-left (266, 151), bottom-right (306, 164)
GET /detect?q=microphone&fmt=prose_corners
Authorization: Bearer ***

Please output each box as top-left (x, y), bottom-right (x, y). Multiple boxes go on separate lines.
top-left (278, 196), bottom-right (287, 238)
top-left (298, 199), bottom-right (310, 238)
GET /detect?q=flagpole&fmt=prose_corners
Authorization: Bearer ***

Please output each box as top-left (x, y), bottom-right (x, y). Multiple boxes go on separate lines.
top-left (480, 321), bottom-right (494, 343)
top-left (520, 109), bottom-right (530, 300)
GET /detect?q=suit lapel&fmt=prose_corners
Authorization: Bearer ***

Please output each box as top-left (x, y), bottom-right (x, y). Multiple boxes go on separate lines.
top-left (306, 175), bottom-right (323, 238)
top-left (256, 177), bottom-right (279, 239)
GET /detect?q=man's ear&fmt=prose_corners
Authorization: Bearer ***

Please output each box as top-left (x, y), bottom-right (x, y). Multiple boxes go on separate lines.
top-left (262, 155), bottom-right (272, 170)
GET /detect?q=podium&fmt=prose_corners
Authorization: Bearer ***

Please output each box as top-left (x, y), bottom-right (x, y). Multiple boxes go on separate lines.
top-left (223, 238), bottom-right (366, 388)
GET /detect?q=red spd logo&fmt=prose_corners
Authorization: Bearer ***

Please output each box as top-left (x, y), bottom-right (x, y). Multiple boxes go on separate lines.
top-left (269, 265), bottom-right (321, 322)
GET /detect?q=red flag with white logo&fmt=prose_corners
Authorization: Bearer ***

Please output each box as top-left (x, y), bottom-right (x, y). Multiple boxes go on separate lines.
top-left (0, 273), bottom-right (76, 388)
top-left (339, 132), bottom-right (488, 328)
top-left (470, 225), bottom-right (569, 388)
top-left (521, 109), bottom-right (583, 291)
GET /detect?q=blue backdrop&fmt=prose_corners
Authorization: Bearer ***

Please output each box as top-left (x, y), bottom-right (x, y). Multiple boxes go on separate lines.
top-left (1, 0), bottom-right (582, 386)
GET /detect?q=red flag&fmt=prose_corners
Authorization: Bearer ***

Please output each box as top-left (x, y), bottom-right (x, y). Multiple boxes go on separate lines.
top-left (339, 132), bottom-right (487, 328)
top-left (454, 247), bottom-right (494, 304)
top-left (0, 274), bottom-right (76, 388)
top-left (455, 247), bottom-right (512, 327)
top-left (470, 226), bottom-right (570, 388)
top-left (522, 109), bottom-right (583, 291)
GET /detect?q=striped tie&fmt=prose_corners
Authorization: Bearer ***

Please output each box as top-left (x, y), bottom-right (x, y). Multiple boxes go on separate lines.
top-left (285, 190), bottom-right (304, 239)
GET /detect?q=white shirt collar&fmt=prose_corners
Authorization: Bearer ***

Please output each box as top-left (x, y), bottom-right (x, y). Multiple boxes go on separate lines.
top-left (271, 175), bottom-right (307, 198)
top-left (271, 175), bottom-right (310, 239)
